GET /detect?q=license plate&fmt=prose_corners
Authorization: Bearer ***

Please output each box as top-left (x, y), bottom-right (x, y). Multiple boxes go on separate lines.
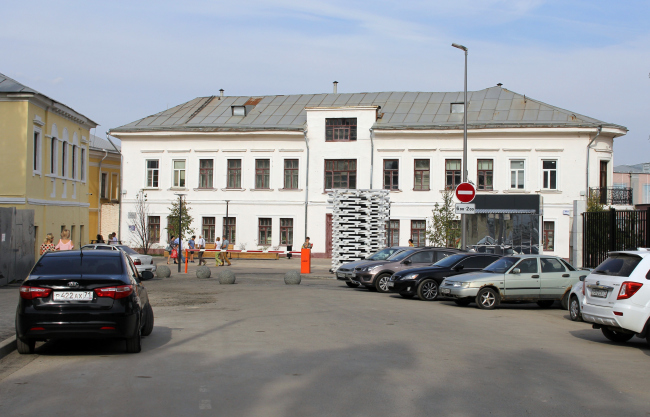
top-left (387, 282), bottom-right (394, 287)
top-left (591, 289), bottom-right (608, 298)
top-left (337, 273), bottom-right (345, 278)
top-left (53, 291), bottom-right (93, 301)
top-left (441, 288), bottom-right (451, 294)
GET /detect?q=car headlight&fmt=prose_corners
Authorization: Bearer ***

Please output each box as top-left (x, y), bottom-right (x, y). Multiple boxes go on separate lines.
top-left (452, 282), bottom-right (471, 288)
top-left (403, 273), bottom-right (419, 280)
top-left (363, 265), bottom-right (381, 272)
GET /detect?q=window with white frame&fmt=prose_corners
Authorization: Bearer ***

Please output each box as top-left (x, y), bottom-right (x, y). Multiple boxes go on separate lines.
top-left (100, 173), bottom-right (108, 198)
top-left (542, 160), bottom-right (557, 190)
top-left (80, 148), bottom-right (86, 181)
top-left (50, 138), bottom-right (57, 174)
top-left (510, 160), bottom-right (525, 189)
top-left (173, 160), bottom-right (186, 188)
top-left (61, 142), bottom-right (67, 177)
top-left (543, 221), bottom-right (554, 251)
top-left (146, 160), bottom-right (159, 188)
top-left (71, 145), bottom-right (77, 179)
top-left (33, 129), bottom-right (42, 174)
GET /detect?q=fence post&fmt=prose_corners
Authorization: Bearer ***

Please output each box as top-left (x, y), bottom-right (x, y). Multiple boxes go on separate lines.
top-left (609, 207), bottom-right (616, 252)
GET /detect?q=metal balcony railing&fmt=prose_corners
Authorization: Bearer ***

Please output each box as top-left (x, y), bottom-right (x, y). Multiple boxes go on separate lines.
top-left (589, 187), bottom-right (633, 206)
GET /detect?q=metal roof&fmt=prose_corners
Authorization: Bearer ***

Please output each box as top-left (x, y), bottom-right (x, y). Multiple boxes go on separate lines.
top-left (111, 86), bottom-right (626, 133)
top-left (89, 134), bottom-right (120, 153)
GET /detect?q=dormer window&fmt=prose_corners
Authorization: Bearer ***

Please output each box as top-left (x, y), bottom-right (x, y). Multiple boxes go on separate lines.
top-left (325, 118), bottom-right (357, 142)
top-left (451, 103), bottom-right (465, 113)
top-left (232, 106), bottom-right (246, 116)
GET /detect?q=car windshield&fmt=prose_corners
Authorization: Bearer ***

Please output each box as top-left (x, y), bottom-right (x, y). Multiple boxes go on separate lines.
top-left (592, 255), bottom-right (642, 277)
top-left (367, 248), bottom-right (399, 261)
top-left (432, 254), bottom-right (465, 268)
top-left (387, 250), bottom-right (416, 262)
top-left (483, 257), bottom-right (518, 273)
top-left (116, 245), bottom-right (139, 255)
top-left (31, 255), bottom-right (124, 276)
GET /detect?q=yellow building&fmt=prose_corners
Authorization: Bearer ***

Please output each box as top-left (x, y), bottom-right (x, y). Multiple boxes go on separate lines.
top-left (0, 72), bottom-right (98, 252)
top-left (88, 135), bottom-right (121, 243)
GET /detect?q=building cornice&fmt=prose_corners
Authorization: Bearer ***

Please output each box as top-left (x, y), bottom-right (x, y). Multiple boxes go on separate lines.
top-left (0, 92), bottom-right (98, 130)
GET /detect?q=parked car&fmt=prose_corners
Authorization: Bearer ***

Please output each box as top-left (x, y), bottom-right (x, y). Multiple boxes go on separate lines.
top-left (440, 255), bottom-right (586, 309)
top-left (568, 278), bottom-right (586, 321)
top-left (336, 247), bottom-right (410, 288)
top-left (388, 253), bottom-right (502, 301)
top-left (15, 250), bottom-right (154, 354)
top-left (82, 244), bottom-right (156, 277)
top-left (581, 250), bottom-right (650, 345)
top-left (353, 247), bottom-right (464, 293)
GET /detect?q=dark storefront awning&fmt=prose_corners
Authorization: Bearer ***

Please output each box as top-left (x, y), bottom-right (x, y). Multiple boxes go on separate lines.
top-left (472, 194), bottom-right (541, 214)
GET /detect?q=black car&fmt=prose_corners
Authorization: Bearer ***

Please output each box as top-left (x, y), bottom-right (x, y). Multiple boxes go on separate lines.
top-left (15, 250), bottom-right (154, 354)
top-left (388, 253), bottom-right (502, 301)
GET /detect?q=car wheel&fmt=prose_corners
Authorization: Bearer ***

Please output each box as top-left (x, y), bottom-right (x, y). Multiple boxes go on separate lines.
top-left (601, 328), bottom-right (634, 343)
top-left (126, 322), bottom-right (142, 353)
top-left (417, 279), bottom-right (439, 301)
top-left (454, 298), bottom-right (472, 307)
top-left (16, 335), bottom-right (35, 354)
top-left (345, 281), bottom-right (360, 288)
top-left (399, 291), bottom-right (415, 299)
top-left (141, 303), bottom-right (154, 336)
top-left (375, 274), bottom-right (392, 293)
top-left (537, 300), bottom-right (555, 308)
top-left (561, 292), bottom-right (570, 310)
top-left (476, 288), bottom-right (499, 310)
top-left (569, 296), bottom-right (582, 322)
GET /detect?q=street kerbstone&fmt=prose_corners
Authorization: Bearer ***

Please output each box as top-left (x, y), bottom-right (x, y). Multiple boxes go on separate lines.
top-left (284, 270), bottom-right (301, 285)
top-left (196, 266), bottom-right (212, 279)
top-left (218, 269), bottom-right (236, 284)
top-left (156, 265), bottom-right (171, 278)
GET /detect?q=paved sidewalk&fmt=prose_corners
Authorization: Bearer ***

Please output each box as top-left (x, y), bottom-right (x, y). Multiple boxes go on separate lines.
top-left (0, 284), bottom-right (19, 342)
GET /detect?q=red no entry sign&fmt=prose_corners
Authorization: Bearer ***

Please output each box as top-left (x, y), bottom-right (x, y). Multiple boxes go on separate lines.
top-left (455, 182), bottom-right (476, 203)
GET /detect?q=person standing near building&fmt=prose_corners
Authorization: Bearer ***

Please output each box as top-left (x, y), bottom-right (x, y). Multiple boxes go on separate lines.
top-left (408, 239), bottom-right (414, 247)
top-left (111, 232), bottom-right (118, 244)
top-left (55, 229), bottom-right (74, 251)
top-left (166, 235), bottom-right (175, 265)
top-left (196, 235), bottom-right (206, 266)
top-left (40, 233), bottom-right (56, 255)
top-left (302, 237), bottom-right (313, 249)
top-left (221, 235), bottom-right (232, 266)
top-left (188, 235), bottom-right (196, 263)
top-left (215, 237), bottom-right (223, 266)
top-left (173, 235), bottom-right (184, 264)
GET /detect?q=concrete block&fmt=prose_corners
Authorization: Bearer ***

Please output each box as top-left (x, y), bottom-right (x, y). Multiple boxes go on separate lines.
top-left (156, 265), bottom-right (171, 278)
top-left (284, 270), bottom-right (301, 285)
top-left (218, 269), bottom-right (236, 284)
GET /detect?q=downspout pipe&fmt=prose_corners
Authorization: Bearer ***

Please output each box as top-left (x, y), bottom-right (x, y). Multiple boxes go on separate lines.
top-left (369, 128), bottom-right (375, 189)
top-left (586, 125), bottom-right (603, 199)
top-left (304, 129), bottom-right (310, 240)
top-left (98, 149), bottom-right (108, 237)
top-left (106, 133), bottom-right (122, 242)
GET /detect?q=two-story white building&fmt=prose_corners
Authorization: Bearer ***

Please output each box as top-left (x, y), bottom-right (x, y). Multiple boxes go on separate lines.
top-left (109, 85), bottom-right (627, 262)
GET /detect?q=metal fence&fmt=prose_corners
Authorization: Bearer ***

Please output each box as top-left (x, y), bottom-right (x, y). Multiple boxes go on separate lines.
top-left (582, 208), bottom-right (650, 268)
top-left (0, 207), bottom-right (35, 286)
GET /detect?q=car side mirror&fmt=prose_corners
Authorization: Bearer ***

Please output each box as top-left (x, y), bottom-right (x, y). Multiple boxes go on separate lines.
top-left (579, 275), bottom-right (586, 282)
top-left (511, 268), bottom-right (521, 274)
top-left (455, 265), bottom-right (464, 271)
top-left (403, 260), bottom-right (412, 265)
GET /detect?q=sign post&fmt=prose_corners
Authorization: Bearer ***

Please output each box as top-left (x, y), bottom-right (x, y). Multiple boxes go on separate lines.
top-left (455, 182), bottom-right (476, 249)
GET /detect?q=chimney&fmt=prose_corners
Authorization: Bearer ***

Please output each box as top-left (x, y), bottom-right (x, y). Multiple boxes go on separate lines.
top-left (497, 83), bottom-right (503, 87)
top-left (219, 89), bottom-right (224, 98)
top-left (333, 81), bottom-right (338, 94)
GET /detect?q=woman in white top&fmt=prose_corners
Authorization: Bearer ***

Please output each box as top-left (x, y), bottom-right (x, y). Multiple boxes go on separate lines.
top-left (215, 237), bottom-right (223, 266)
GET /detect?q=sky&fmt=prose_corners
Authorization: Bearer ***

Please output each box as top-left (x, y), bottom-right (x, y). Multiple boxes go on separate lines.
top-left (1, 0), bottom-right (649, 165)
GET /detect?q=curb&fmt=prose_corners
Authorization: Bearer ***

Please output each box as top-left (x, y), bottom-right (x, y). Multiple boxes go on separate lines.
top-left (301, 274), bottom-right (335, 280)
top-left (0, 335), bottom-right (16, 360)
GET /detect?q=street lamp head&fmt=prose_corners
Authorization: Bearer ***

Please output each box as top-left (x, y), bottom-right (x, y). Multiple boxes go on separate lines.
top-left (452, 43), bottom-right (468, 52)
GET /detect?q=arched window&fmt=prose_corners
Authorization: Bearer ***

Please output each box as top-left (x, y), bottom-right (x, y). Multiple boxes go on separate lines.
top-left (61, 143), bottom-right (67, 177)
top-left (71, 145), bottom-right (77, 179)
top-left (50, 137), bottom-right (57, 174)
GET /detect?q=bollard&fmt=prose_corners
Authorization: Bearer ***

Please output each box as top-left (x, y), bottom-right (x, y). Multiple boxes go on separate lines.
top-left (300, 248), bottom-right (311, 274)
top-left (185, 249), bottom-right (188, 274)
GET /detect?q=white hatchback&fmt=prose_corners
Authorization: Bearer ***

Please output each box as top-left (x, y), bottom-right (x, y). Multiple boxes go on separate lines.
top-left (581, 250), bottom-right (650, 344)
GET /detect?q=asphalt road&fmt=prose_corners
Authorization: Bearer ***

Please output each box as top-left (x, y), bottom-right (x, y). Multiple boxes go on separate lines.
top-left (1, 273), bottom-right (649, 416)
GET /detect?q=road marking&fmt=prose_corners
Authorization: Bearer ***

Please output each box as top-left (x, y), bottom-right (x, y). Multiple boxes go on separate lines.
top-left (199, 386), bottom-right (208, 393)
top-left (199, 400), bottom-right (212, 410)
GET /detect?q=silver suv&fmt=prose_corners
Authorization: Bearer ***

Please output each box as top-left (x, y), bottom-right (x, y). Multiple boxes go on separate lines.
top-left (353, 247), bottom-right (463, 293)
top-left (336, 247), bottom-right (409, 288)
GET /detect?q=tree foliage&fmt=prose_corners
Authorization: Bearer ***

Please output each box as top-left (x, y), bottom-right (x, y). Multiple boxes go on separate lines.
top-left (587, 191), bottom-right (605, 212)
top-left (166, 198), bottom-right (194, 240)
top-left (128, 190), bottom-right (153, 254)
top-left (426, 189), bottom-right (461, 248)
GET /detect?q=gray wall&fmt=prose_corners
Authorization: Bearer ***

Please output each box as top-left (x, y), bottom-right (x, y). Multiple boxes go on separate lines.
top-left (0, 207), bottom-right (35, 286)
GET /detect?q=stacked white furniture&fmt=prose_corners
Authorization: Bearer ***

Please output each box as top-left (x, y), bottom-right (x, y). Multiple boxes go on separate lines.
top-left (328, 189), bottom-right (390, 271)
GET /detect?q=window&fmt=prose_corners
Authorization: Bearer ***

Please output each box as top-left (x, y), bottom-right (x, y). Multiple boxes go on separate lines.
top-left (541, 258), bottom-right (565, 273)
top-left (280, 218), bottom-right (293, 245)
top-left (414, 159), bottom-right (430, 191)
top-left (383, 159), bottom-right (399, 190)
top-left (71, 145), bottom-right (76, 179)
top-left (81, 148), bottom-right (86, 181)
top-left (543, 221), bottom-right (554, 251)
top-left (386, 219), bottom-right (400, 246)
top-left (227, 159), bottom-right (242, 188)
top-left (542, 160), bottom-right (557, 190)
top-left (451, 103), bottom-right (465, 113)
top-left (202, 217), bottom-right (215, 243)
top-left (255, 159), bottom-right (270, 189)
top-left (284, 159), bottom-right (299, 189)
top-left (100, 173), bottom-right (108, 198)
top-left (146, 160), bottom-right (159, 188)
top-left (445, 159), bottom-right (461, 190)
top-left (61, 143), bottom-right (67, 177)
top-left (33, 130), bottom-right (41, 173)
top-left (50, 138), bottom-right (57, 174)
top-left (223, 217), bottom-right (236, 243)
top-left (173, 160), bottom-right (186, 188)
top-left (514, 258), bottom-right (538, 274)
top-left (111, 173), bottom-right (119, 200)
top-left (325, 160), bottom-right (357, 189)
top-left (199, 159), bottom-right (213, 188)
top-left (411, 220), bottom-right (426, 247)
top-left (410, 251), bottom-right (434, 263)
top-left (258, 218), bottom-right (272, 246)
top-left (325, 118), bottom-right (357, 142)
top-left (148, 216), bottom-right (160, 243)
top-left (459, 256), bottom-right (498, 269)
top-left (477, 159), bottom-right (493, 191)
top-left (510, 160), bottom-right (525, 189)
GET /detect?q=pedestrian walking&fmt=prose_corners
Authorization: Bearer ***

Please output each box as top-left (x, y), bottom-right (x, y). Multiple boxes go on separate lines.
top-left (166, 235), bottom-right (175, 264)
top-left (196, 235), bottom-right (206, 266)
top-left (214, 237), bottom-right (223, 266)
top-left (188, 236), bottom-right (196, 263)
top-left (173, 235), bottom-right (184, 264)
top-left (96, 234), bottom-right (104, 243)
top-left (55, 229), bottom-right (74, 251)
top-left (302, 237), bottom-right (313, 249)
top-left (40, 233), bottom-right (56, 255)
top-left (221, 236), bottom-right (232, 266)
top-left (408, 239), bottom-right (414, 247)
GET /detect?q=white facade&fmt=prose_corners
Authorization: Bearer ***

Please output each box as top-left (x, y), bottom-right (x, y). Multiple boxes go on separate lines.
top-left (111, 88), bottom-right (627, 261)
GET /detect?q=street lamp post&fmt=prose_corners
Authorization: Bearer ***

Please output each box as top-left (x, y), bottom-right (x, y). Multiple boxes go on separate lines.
top-left (452, 42), bottom-right (468, 250)
top-left (175, 193), bottom-right (186, 273)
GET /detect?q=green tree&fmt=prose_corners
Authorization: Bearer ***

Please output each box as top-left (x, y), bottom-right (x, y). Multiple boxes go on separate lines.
top-left (426, 189), bottom-right (461, 248)
top-left (587, 190), bottom-right (605, 212)
top-left (166, 198), bottom-right (194, 240)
